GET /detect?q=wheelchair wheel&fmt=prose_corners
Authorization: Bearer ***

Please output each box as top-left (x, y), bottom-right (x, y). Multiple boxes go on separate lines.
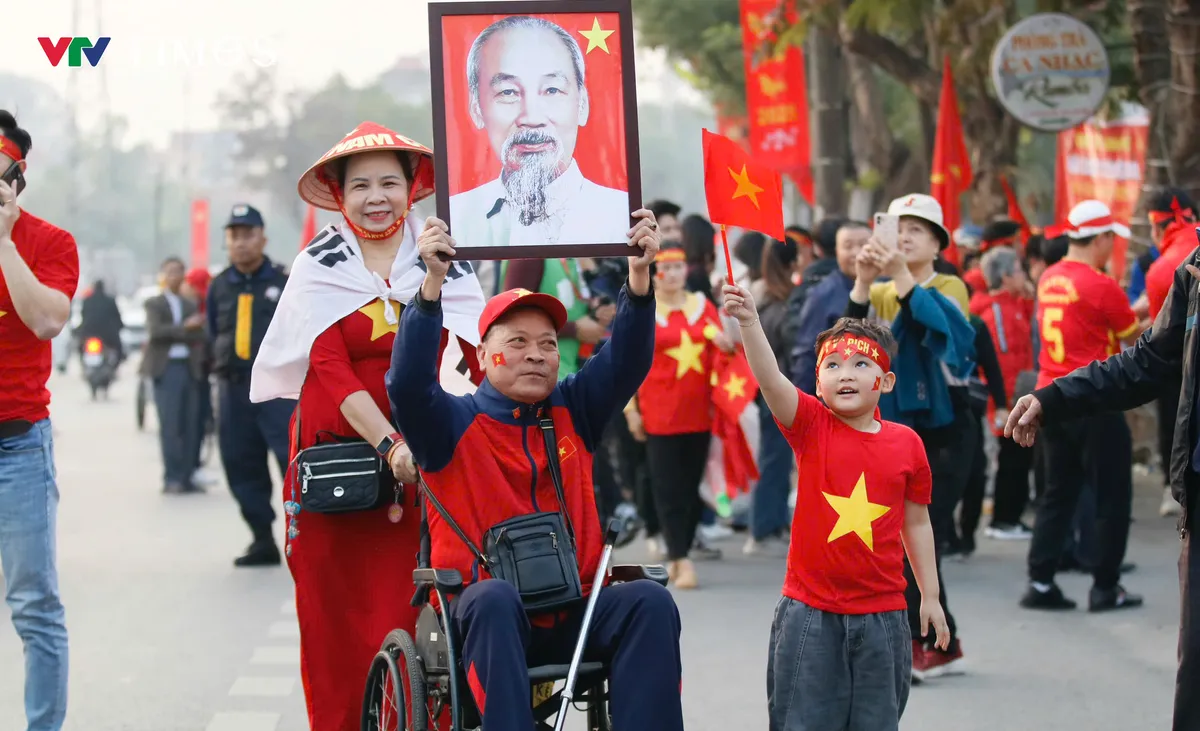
top-left (362, 629), bottom-right (428, 731)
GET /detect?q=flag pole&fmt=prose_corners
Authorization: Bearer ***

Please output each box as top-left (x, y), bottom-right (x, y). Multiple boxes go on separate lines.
top-left (720, 225), bottom-right (735, 285)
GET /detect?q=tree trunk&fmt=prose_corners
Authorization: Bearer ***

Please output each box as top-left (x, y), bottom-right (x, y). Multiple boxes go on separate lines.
top-left (808, 25), bottom-right (848, 219)
top-left (1167, 0), bottom-right (1200, 202)
top-left (846, 54), bottom-right (892, 216)
top-left (1130, 0), bottom-right (1173, 191)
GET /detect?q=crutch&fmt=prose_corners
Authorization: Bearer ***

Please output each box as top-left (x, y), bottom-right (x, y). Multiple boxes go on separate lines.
top-left (553, 518), bottom-right (622, 731)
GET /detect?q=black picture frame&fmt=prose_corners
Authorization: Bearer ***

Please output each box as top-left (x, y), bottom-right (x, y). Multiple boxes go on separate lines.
top-left (428, 0), bottom-right (643, 261)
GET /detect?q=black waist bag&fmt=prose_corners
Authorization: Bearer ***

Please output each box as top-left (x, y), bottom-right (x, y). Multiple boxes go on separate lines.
top-left (421, 410), bottom-right (583, 613)
top-left (294, 405), bottom-right (390, 514)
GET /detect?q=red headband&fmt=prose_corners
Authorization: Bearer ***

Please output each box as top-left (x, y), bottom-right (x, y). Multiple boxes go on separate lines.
top-left (818, 334), bottom-right (891, 373)
top-left (1149, 197), bottom-right (1195, 227)
top-left (0, 136), bottom-right (24, 163)
top-left (655, 249), bottom-right (686, 263)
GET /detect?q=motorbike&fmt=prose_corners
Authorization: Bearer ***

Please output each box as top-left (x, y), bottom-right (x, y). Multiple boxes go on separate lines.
top-left (81, 337), bottom-right (119, 400)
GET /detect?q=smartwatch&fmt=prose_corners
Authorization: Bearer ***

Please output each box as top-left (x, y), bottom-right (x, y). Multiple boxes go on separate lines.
top-left (376, 432), bottom-right (402, 459)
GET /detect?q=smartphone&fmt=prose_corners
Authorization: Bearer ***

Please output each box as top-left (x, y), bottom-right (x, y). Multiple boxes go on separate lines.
top-left (873, 212), bottom-right (899, 249)
top-left (0, 161), bottom-right (24, 196)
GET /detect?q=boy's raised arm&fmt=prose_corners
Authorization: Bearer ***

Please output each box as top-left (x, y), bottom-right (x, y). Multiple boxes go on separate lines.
top-left (721, 284), bottom-right (800, 430)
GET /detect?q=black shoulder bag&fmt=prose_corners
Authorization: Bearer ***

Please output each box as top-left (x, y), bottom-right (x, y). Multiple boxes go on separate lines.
top-left (419, 410), bottom-right (584, 613)
top-left (294, 406), bottom-right (393, 513)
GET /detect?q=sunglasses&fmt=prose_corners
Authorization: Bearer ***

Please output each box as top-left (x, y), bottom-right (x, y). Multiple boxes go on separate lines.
top-left (1, 160), bottom-right (26, 197)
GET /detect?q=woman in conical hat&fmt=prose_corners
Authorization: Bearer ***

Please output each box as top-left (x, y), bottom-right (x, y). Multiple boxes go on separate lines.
top-left (251, 122), bottom-right (485, 730)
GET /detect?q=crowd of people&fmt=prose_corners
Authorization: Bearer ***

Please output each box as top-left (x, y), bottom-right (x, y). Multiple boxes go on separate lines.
top-left (3, 92), bottom-right (1200, 731)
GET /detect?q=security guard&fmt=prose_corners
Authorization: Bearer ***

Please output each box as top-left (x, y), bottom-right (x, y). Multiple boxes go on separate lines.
top-left (207, 203), bottom-right (293, 567)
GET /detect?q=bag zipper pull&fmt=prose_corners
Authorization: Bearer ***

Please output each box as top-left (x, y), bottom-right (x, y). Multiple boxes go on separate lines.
top-left (550, 531), bottom-right (558, 549)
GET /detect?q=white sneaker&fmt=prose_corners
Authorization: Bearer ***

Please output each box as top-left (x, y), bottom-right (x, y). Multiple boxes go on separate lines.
top-left (743, 535), bottom-right (789, 558)
top-left (1161, 487), bottom-right (1182, 517)
top-left (645, 537), bottom-right (665, 561)
top-left (985, 523), bottom-right (1033, 540)
top-left (191, 467), bottom-right (221, 488)
top-left (699, 523), bottom-right (734, 542)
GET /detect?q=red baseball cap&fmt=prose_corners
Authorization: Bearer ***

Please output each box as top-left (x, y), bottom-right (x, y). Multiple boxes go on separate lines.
top-left (478, 288), bottom-right (569, 339)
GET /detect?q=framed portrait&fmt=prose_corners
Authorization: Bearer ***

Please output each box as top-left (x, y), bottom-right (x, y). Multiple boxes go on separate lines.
top-left (428, 0), bottom-right (643, 261)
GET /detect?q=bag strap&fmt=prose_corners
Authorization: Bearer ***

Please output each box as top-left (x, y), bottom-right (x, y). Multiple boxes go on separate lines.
top-left (538, 408), bottom-right (578, 550)
top-left (417, 473), bottom-right (490, 568)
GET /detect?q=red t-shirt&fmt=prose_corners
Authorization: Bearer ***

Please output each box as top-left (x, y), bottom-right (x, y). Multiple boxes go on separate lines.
top-left (638, 292), bottom-right (721, 435)
top-left (776, 390), bottom-right (932, 615)
top-left (0, 210), bottom-right (79, 422)
top-left (1146, 223), bottom-right (1196, 321)
top-left (1035, 259), bottom-right (1138, 389)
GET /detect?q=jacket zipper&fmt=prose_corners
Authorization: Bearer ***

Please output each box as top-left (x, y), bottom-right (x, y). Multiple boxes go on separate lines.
top-left (521, 413), bottom-right (541, 511)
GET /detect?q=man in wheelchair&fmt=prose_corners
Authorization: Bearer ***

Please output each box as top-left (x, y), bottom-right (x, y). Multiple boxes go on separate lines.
top-left (386, 210), bottom-right (684, 731)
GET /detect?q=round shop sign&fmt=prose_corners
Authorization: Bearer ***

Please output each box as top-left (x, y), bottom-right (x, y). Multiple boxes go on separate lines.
top-left (990, 13), bottom-right (1110, 132)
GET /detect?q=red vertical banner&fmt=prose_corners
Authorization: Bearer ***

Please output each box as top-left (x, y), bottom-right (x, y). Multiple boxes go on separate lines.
top-left (299, 205), bottom-right (317, 251)
top-left (739, 0), bottom-right (813, 204)
top-left (190, 199), bottom-right (209, 270)
top-left (1053, 104), bottom-right (1149, 281)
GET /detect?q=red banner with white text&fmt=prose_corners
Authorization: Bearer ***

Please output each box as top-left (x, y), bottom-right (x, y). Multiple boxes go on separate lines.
top-left (1054, 104), bottom-right (1149, 282)
top-left (739, 0), bottom-right (813, 203)
top-left (190, 199), bottom-right (210, 270)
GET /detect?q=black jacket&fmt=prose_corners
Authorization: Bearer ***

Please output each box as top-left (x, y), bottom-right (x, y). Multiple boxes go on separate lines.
top-left (1033, 247), bottom-right (1199, 536)
top-left (207, 257), bottom-right (289, 377)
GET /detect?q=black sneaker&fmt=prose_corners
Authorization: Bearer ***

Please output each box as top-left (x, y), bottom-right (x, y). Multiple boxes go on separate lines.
top-left (1019, 583), bottom-right (1077, 610)
top-left (234, 539), bottom-right (281, 567)
top-left (1088, 585), bottom-right (1143, 612)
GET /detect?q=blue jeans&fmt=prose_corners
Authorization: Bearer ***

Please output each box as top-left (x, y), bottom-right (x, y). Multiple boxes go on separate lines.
top-left (753, 402), bottom-right (794, 539)
top-left (767, 597), bottom-right (910, 731)
top-left (0, 419), bottom-right (69, 731)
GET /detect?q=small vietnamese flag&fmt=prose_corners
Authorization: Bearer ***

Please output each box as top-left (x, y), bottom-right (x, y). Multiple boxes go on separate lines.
top-left (702, 129), bottom-right (785, 240)
top-left (299, 205), bottom-right (317, 251)
top-left (492, 352), bottom-right (507, 367)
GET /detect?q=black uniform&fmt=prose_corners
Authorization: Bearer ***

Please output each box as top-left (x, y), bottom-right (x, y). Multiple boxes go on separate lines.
top-left (207, 212), bottom-right (294, 561)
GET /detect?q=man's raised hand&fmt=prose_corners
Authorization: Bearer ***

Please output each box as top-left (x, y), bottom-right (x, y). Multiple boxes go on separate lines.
top-left (626, 208), bottom-right (661, 272)
top-left (418, 217), bottom-right (455, 300)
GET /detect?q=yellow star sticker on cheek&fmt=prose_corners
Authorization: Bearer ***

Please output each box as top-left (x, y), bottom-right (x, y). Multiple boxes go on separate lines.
top-left (579, 17), bottom-right (615, 54)
top-left (357, 299), bottom-right (404, 341)
top-left (664, 330), bottom-right (706, 379)
top-left (822, 473), bottom-right (891, 551)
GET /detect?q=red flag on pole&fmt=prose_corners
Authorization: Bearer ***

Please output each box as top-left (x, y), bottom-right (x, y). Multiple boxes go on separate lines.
top-left (703, 129), bottom-right (785, 240)
top-left (929, 55), bottom-right (973, 267)
top-left (190, 199), bottom-right (209, 269)
top-left (999, 174), bottom-right (1031, 247)
top-left (299, 205), bottom-right (317, 250)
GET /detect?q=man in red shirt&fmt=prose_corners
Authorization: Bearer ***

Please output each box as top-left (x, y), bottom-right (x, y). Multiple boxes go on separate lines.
top-left (1141, 188), bottom-right (1197, 518)
top-left (1022, 199), bottom-right (1142, 613)
top-left (0, 110), bottom-right (78, 731)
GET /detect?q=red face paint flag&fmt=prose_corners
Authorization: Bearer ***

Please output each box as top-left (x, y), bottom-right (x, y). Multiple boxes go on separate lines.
top-left (492, 352), bottom-right (507, 367)
top-left (872, 376), bottom-right (882, 391)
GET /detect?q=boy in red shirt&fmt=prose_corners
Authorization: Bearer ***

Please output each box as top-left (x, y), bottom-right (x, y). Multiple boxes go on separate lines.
top-left (724, 282), bottom-right (947, 731)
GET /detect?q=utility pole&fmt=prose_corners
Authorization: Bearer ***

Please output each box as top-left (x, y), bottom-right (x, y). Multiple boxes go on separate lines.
top-left (807, 26), bottom-right (847, 219)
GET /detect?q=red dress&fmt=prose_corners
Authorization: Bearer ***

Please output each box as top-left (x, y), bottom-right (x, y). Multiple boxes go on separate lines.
top-left (284, 299), bottom-right (448, 731)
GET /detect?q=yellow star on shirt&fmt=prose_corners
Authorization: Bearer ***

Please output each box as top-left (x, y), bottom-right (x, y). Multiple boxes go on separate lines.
top-left (664, 330), bottom-right (706, 380)
top-left (729, 165), bottom-right (764, 210)
top-left (823, 473), bottom-right (891, 551)
top-left (579, 17), bottom-right (615, 54)
top-left (0, 310), bottom-right (6, 318)
top-left (722, 373), bottom-right (747, 401)
top-left (357, 299), bottom-right (403, 341)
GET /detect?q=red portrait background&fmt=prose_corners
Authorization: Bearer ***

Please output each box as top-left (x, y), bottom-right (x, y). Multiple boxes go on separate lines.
top-left (439, 11), bottom-right (629, 196)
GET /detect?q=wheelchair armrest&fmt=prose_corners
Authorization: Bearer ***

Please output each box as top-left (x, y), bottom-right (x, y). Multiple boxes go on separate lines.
top-left (413, 568), bottom-right (465, 596)
top-left (610, 563), bottom-right (669, 587)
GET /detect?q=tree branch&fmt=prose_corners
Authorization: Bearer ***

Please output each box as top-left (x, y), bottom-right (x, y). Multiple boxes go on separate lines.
top-left (837, 23), bottom-right (941, 106)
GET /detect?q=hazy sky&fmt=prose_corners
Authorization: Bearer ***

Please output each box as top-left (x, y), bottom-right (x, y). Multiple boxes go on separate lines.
top-left (10, 0), bottom-right (698, 148)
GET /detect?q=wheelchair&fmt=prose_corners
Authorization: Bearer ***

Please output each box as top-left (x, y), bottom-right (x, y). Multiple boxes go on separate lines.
top-left (361, 511), bottom-right (669, 731)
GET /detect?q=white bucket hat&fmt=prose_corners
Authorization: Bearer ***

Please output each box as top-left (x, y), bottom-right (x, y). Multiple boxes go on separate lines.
top-left (1059, 199), bottom-right (1131, 239)
top-left (887, 193), bottom-right (951, 250)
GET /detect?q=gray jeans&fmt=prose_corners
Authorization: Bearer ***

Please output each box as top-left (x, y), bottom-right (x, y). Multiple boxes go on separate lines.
top-left (767, 597), bottom-right (910, 731)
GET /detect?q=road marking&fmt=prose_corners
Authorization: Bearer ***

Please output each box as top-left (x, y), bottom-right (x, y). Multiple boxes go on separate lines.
top-left (267, 620), bottom-right (300, 638)
top-left (250, 646), bottom-right (298, 665)
top-left (205, 712), bottom-right (281, 731)
top-left (228, 676), bottom-right (296, 697)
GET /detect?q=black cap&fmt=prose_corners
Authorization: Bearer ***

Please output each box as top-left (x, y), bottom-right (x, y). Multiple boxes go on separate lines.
top-left (980, 220), bottom-right (1022, 244)
top-left (225, 203), bottom-right (265, 229)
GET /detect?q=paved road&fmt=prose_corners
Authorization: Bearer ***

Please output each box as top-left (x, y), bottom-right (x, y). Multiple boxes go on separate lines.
top-left (0, 365), bottom-right (1183, 730)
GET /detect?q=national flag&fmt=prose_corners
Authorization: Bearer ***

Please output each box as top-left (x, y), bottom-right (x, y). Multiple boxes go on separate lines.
top-left (709, 348), bottom-right (761, 499)
top-left (703, 129), bottom-right (785, 240)
top-left (557, 436), bottom-right (577, 463)
top-left (929, 55), bottom-right (973, 267)
top-left (300, 205), bottom-right (317, 251)
top-left (190, 199), bottom-right (209, 269)
top-left (491, 352), bottom-right (506, 367)
top-left (999, 174), bottom-right (1031, 247)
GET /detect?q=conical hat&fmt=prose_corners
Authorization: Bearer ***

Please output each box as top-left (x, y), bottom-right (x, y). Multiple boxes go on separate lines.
top-left (297, 121), bottom-right (435, 211)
